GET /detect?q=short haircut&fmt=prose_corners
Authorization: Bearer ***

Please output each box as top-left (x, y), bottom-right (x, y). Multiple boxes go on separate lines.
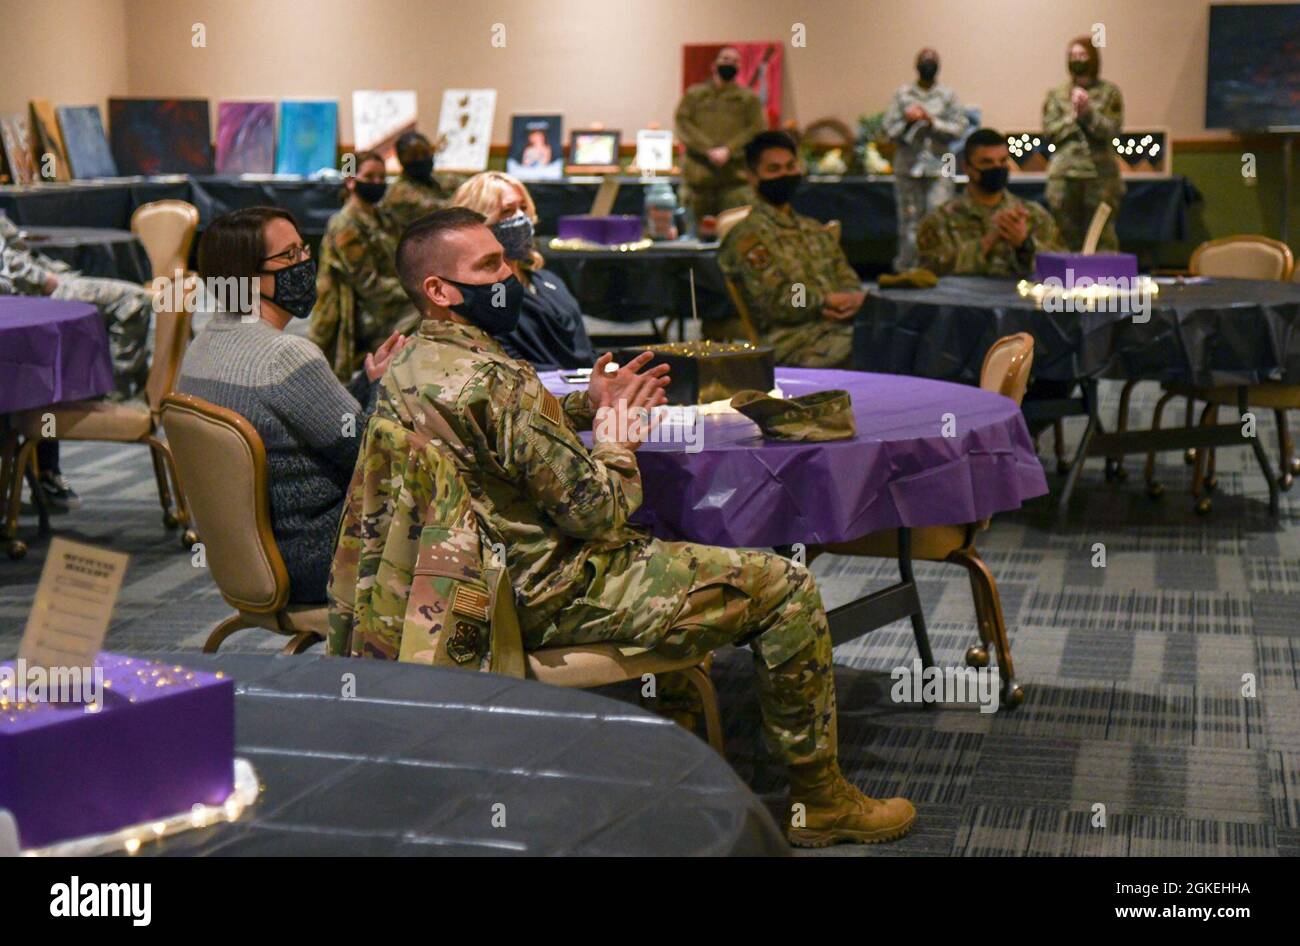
top-left (744, 130), bottom-right (799, 171)
top-left (395, 131), bottom-right (432, 167)
top-left (962, 128), bottom-right (1006, 165)
top-left (396, 206), bottom-right (488, 310)
top-left (352, 150), bottom-right (385, 174)
top-left (197, 206), bottom-right (299, 279)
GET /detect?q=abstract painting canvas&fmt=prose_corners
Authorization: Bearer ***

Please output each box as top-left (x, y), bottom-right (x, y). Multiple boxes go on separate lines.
top-left (0, 112), bottom-right (39, 185)
top-left (29, 99), bottom-right (70, 181)
top-left (109, 98), bottom-right (214, 176)
top-left (215, 101), bottom-right (275, 174)
top-left (57, 105), bottom-right (118, 179)
top-left (436, 89), bottom-right (495, 172)
top-left (276, 100), bottom-right (338, 176)
top-left (352, 90), bottom-right (417, 169)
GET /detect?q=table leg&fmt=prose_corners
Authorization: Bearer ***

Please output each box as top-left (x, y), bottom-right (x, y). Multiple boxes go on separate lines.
top-left (1057, 380), bottom-right (1100, 521)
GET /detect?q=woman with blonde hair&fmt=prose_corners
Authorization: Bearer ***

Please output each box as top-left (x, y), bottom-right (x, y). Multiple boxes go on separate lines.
top-left (450, 171), bottom-right (594, 370)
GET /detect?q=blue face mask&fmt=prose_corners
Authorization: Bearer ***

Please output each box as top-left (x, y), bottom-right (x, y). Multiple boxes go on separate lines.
top-left (440, 273), bottom-right (525, 336)
top-left (489, 212), bottom-right (535, 261)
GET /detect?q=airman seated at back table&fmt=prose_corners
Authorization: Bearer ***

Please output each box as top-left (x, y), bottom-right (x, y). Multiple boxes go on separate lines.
top-left (718, 130), bottom-right (864, 369)
top-left (355, 206), bottom-right (916, 847)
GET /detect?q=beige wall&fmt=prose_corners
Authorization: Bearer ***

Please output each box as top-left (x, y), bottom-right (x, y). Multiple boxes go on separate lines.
top-left (0, 0), bottom-right (1275, 141)
top-left (0, 0), bottom-right (128, 116)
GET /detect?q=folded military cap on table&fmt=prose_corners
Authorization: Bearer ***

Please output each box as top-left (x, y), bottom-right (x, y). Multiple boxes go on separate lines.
top-left (877, 268), bottom-right (939, 289)
top-left (730, 389), bottom-right (856, 442)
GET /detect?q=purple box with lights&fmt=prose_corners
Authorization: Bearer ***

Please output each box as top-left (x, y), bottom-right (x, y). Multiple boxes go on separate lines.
top-left (556, 214), bottom-right (643, 245)
top-left (0, 653), bottom-right (234, 849)
top-left (1033, 252), bottom-right (1139, 285)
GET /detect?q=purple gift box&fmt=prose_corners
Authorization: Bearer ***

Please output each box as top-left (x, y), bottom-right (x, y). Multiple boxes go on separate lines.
top-left (1034, 252), bottom-right (1139, 284)
top-left (557, 214), bottom-right (644, 245)
top-left (0, 653), bottom-right (234, 849)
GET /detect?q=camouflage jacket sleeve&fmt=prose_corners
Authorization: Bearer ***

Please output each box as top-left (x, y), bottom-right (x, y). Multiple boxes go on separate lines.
top-left (561, 389), bottom-right (596, 431)
top-left (674, 87), bottom-right (711, 155)
top-left (916, 209), bottom-right (965, 276)
top-left (720, 227), bottom-right (827, 327)
top-left (469, 366), bottom-right (642, 540)
top-left (723, 93), bottom-right (767, 154)
top-left (308, 230), bottom-right (357, 381)
top-left (931, 88), bottom-right (969, 140)
top-left (332, 220), bottom-right (407, 306)
top-left (882, 88), bottom-right (909, 140)
top-left (0, 223), bottom-right (54, 294)
top-left (1079, 83), bottom-right (1123, 145)
top-left (1042, 86), bottom-right (1078, 142)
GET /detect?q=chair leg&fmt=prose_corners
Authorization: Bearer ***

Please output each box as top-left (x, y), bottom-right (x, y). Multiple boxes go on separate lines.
top-left (204, 614), bottom-right (253, 653)
top-left (1192, 402), bottom-right (1217, 514)
top-left (947, 545), bottom-right (1023, 708)
top-left (1183, 396), bottom-right (1198, 464)
top-left (678, 662), bottom-right (726, 758)
top-left (0, 429), bottom-right (17, 539)
top-left (6, 439), bottom-right (39, 553)
top-left (281, 631), bottom-right (324, 655)
top-left (1107, 380), bottom-right (1137, 482)
top-left (1276, 409), bottom-right (1296, 491)
top-left (1144, 392), bottom-right (1177, 498)
top-left (145, 437), bottom-right (177, 528)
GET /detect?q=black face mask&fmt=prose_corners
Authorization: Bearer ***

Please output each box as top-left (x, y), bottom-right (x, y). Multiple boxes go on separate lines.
top-left (354, 180), bottom-right (388, 204)
top-left (757, 173), bottom-right (803, 206)
top-left (1069, 60), bottom-right (1090, 78)
top-left (261, 258), bottom-right (317, 319)
top-left (441, 273), bottom-right (525, 336)
top-left (404, 157), bottom-right (434, 183)
top-left (716, 64), bottom-right (738, 81)
top-left (972, 165), bottom-right (1009, 194)
top-left (917, 61), bottom-right (939, 83)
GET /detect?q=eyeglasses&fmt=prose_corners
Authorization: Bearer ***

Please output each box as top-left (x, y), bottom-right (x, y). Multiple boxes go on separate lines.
top-left (261, 244), bottom-right (312, 266)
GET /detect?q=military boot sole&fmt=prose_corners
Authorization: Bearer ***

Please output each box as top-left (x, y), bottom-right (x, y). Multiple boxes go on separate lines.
top-left (786, 810), bottom-right (916, 848)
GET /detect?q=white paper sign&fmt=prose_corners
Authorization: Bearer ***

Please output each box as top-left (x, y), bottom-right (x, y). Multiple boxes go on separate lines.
top-left (636, 129), bottom-right (674, 172)
top-left (19, 538), bottom-right (129, 670)
top-left (436, 89), bottom-right (496, 172)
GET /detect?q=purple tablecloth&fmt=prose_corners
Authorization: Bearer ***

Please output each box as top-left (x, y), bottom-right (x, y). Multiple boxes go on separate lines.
top-left (541, 368), bottom-right (1049, 547)
top-left (0, 297), bottom-right (115, 414)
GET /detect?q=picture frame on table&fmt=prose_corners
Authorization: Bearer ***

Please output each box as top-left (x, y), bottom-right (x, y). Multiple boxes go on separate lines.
top-left (565, 128), bottom-right (621, 175)
top-left (507, 114), bottom-right (564, 181)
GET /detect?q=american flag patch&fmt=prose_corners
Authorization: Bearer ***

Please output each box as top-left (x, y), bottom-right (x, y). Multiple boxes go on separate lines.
top-left (451, 585), bottom-right (490, 622)
top-left (538, 390), bottom-right (564, 427)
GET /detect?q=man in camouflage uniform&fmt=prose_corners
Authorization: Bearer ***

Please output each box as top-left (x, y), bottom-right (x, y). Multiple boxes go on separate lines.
top-left (674, 46), bottom-right (766, 223)
top-left (379, 131), bottom-right (448, 234)
top-left (310, 151), bottom-right (422, 380)
top-left (917, 128), bottom-right (1064, 277)
top-left (882, 48), bottom-right (969, 272)
top-left (719, 131), bottom-right (862, 369)
top-left (1043, 36), bottom-right (1125, 252)
top-left (367, 206), bottom-right (915, 846)
top-left (0, 212), bottom-right (152, 398)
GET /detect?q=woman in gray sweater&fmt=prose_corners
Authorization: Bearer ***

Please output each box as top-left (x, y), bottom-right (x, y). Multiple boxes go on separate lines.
top-left (179, 207), bottom-right (406, 602)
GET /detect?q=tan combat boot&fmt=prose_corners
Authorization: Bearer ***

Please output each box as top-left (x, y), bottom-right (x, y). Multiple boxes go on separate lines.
top-left (785, 759), bottom-right (916, 847)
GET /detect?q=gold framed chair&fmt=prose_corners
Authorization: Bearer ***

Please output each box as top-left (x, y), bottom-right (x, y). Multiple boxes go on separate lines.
top-left (812, 332), bottom-right (1036, 707)
top-left (1133, 235), bottom-right (1299, 509)
top-left (159, 392), bottom-right (326, 655)
top-left (131, 199), bottom-right (200, 287)
top-left (4, 303), bottom-right (193, 558)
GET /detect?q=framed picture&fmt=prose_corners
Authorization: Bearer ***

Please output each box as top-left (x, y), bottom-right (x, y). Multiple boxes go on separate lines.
top-left (682, 42), bottom-right (782, 129)
top-left (634, 129), bottom-right (675, 173)
top-left (215, 101), bottom-right (276, 175)
top-left (352, 89), bottom-right (418, 171)
top-left (275, 100), bottom-right (338, 176)
top-left (436, 89), bottom-right (496, 173)
top-left (108, 98), bottom-right (214, 176)
top-left (507, 114), bottom-right (563, 180)
top-left (566, 128), bottom-right (621, 174)
top-left (56, 105), bottom-right (118, 179)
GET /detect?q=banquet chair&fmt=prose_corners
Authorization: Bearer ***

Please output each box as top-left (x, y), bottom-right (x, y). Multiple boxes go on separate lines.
top-left (1134, 235), bottom-right (1299, 509)
top-left (810, 332), bottom-right (1036, 708)
top-left (159, 393), bottom-right (326, 655)
top-left (131, 199), bottom-right (200, 287)
top-left (4, 304), bottom-right (193, 557)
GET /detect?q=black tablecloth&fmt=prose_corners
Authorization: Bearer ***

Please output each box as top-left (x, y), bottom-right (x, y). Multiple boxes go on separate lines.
top-left (542, 240), bottom-right (730, 323)
top-left (133, 652), bottom-right (786, 857)
top-left (1, 174), bottom-right (1199, 264)
top-left (20, 226), bottom-right (152, 283)
top-left (855, 275), bottom-right (1300, 387)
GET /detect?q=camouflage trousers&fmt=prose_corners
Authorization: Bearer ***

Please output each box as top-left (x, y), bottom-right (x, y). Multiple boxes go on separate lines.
top-left (547, 540), bottom-right (837, 766)
top-left (52, 275), bottom-right (153, 398)
top-left (894, 175), bottom-right (954, 272)
top-left (765, 320), bottom-right (854, 369)
top-left (1045, 175), bottom-right (1125, 252)
top-left (680, 179), bottom-right (755, 223)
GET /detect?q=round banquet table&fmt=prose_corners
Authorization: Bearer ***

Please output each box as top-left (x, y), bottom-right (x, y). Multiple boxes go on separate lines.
top-left (541, 367), bottom-right (1048, 547)
top-left (0, 297), bottom-right (115, 414)
top-left (855, 275), bottom-right (1300, 387)
top-left (131, 652), bottom-right (788, 857)
top-left (18, 225), bottom-right (152, 284)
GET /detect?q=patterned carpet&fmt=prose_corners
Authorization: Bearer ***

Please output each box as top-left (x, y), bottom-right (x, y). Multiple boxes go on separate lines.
top-left (2, 380), bottom-right (1298, 857)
